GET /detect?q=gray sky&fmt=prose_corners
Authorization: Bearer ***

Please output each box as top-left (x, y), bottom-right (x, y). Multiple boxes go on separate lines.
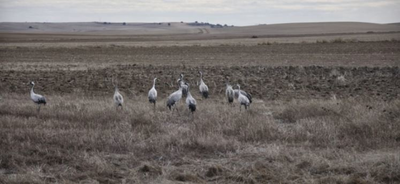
top-left (0, 0), bottom-right (399, 26)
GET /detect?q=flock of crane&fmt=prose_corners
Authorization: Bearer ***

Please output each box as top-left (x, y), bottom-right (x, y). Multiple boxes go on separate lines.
top-left (29, 71), bottom-right (253, 113)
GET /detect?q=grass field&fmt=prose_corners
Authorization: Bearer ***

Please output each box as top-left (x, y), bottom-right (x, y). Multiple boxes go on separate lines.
top-left (1, 93), bottom-right (399, 183)
top-left (1, 22), bottom-right (400, 183)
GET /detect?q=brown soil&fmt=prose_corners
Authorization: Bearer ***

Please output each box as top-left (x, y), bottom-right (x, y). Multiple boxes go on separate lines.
top-left (1, 64), bottom-right (400, 101)
top-left (1, 41), bottom-right (399, 100)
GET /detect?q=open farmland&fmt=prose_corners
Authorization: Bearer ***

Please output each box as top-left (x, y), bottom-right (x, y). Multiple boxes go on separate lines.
top-left (1, 22), bottom-right (400, 183)
top-left (1, 41), bottom-right (400, 100)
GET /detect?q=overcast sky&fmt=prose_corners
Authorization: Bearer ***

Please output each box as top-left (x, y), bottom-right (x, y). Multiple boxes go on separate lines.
top-left (0, 0), bottom-right (399, 26)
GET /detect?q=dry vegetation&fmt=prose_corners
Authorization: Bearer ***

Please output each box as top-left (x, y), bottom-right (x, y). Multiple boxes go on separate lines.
top-left (1, 93), bottom-right (399, 183)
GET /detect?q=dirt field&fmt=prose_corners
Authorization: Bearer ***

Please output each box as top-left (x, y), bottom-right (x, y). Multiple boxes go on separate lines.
top-left (1, 22), bottom-right (400, 183)
top-left (1, 41), bottom-right (399, 101)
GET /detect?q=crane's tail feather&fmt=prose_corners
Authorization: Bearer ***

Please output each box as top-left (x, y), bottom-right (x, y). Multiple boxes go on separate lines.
top-left (189, 104), bottom-right (196, 112)
top-left (167, 101), bottom-right (175, 110)
top-left (246, 94), bottom-right (252, 103)
top-left (228, 96), bottom-right (233, 103)
top-left (38, 97), bottom-right (46, 105)
top-left (202, 91), bottom-right (209, 98)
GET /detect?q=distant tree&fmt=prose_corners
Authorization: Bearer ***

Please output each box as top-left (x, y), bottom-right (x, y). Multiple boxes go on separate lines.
top-left (168, 23), bottom-right (171, 26)
top-left (224, 24), bottom-right (228, 27)
top-left (122, 22), bottom-right (126, 25)
top-left (159, 23), bottom-right (162, 25)
top-left (181, 21), bottom-right (183, 23)
top-left (195, 21), bottom-right (198, 24)
top-left (28, 26), bottom-right (33, 29)
top-left (103, 22), bottom-right (107, 24)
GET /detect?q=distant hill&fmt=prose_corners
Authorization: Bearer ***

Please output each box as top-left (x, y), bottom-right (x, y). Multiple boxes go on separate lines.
top-left (387, 22), bottom-right (400, 26)
top-left (0, 21), bottom-right (399, 36)
top-left (220, 22), bottom-right (400, 36)
top-left (0, 22), bottom-right (203, 35)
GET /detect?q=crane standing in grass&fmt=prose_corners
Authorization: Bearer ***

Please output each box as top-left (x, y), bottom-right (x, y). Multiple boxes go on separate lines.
top-left (112, 77), bottom-right (124, 110)
top-left (178, 74), bottom-right (188, 97)
top-left (226, 83), bottom-right (234, 104)
top-left (186, 84), bottom-right (197, 114)
top-left (148, 78), bottom-right (158, 110)
top-left (236, 84), bottom-right (250, 111)
top-left (234, 88), bottom-right (252, 104)
top-left (29, 81), bottom-right (46, 112)
top-left (199, 71), bottom-right (209, 99)
top-left (167, 83), bottom-right (183, 111)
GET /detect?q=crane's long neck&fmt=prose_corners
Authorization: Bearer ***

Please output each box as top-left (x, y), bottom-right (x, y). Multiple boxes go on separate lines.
top-left (30, 85), bottom-right (35, 95)
top-left (153, 79), bottom-right (156, 88)
top-left (114, 86), bottom-right (119, 93)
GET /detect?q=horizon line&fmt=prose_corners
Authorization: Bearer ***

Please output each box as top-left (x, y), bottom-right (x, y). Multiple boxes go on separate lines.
top-left (0, 21), bottom-right (399, 27)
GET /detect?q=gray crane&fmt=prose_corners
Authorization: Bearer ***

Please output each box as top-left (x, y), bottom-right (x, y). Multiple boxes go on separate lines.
top-left (178, 74), bottom-right (188, 97)
top-left (234, 88), bottom-right (252, 104)
top-left (29, 81), bottom-right (46, 112)
top-left (186, 85), bottom-right (197, 114)
top-left (199, 71), bottom-right (209, 98)
top-left (236, 84), bottom-right (250, 111)
top-left (167, 85), bottom-right (183, 111)
top-left (148, 78), bottom-right (158, 109)
top-left (112, 77), bottom-right (124, 110)
top-left (226, 83), bottom-right (234, 104)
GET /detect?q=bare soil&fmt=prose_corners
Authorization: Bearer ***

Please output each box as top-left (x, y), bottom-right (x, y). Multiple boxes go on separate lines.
top-left (1, 41), bottom-right (399, 101)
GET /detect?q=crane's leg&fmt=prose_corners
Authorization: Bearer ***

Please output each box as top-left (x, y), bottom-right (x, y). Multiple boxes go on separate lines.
top-left (37, 105), bottom-right (41, 113)
top-left (154, 102), bottom-right (156, 111)
top-left (240, 104), bottom-right (242, 112)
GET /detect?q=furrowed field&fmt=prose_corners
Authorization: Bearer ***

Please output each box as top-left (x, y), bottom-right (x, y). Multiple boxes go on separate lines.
top-left (1, 36), bottom-right (400, 183)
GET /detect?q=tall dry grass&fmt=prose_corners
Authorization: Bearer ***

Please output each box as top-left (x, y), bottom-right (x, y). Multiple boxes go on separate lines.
top-left (0, 93), bottom-right (399, 183)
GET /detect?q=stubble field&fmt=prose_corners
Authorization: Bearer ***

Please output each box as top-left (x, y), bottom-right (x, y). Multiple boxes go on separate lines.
top-left (1, 30), bottom-right (400, 183)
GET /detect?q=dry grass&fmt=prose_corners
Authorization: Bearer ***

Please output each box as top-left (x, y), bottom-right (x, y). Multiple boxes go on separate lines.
top-left (1, 93), bottom-right (399, 183)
